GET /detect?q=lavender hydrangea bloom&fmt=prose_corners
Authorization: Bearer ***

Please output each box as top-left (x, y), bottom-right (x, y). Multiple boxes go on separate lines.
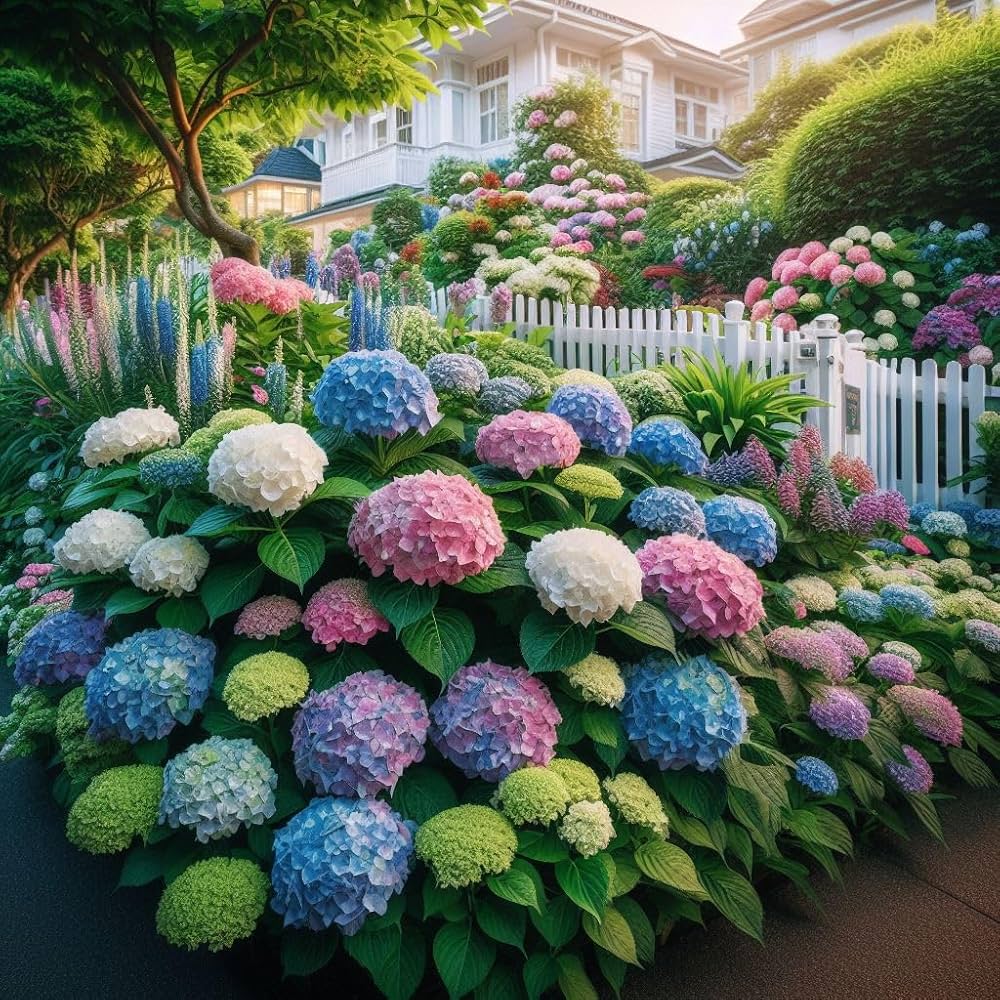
top-left (794, 756), bottom-right (839, 795)
top-left (627, 418), bottom-right (708, 474)
top-left (705, 451), bottom-right (754, 487)
top-left (84, 628), bottom-right (215, 743)
top-left (702, 495), bottom-right (778, 567)
top-left (311, 350), bottom-right (441, 439)
top-left (887, 685), bottom-right (963, 746)
top-left (867, 539), bottom-right (907, 555)
top-left (291, 671), bottom-right (429, 797)
top-left (425, 353), bottom-right (488, 396)
top-left (628, 486), bottom-right (706, 536)
top-left (479, 376), bottom-right (534, 415)
top-left (965, 619), bottom-right (1000, 653)
top-left (885, 745), bottom-right (934, 794)
top-left (547, 385), bottom-right (633, 457)
top-left (429, 661), bottom-right (561, 782)
top-left (866, 653), bottom-right (916, 685)
top-left (879, 584), bottom-right (936, 619)
top-left (270, 797), bottom-right (413, 935)
top-left (808, 688), bottom-right (871, 740)
top-left (621, 654), bottom-right (747, 772)
top-left (158, 737), bottom-right (277, 842)
top-left (13, 611), bottom-right (107, 686)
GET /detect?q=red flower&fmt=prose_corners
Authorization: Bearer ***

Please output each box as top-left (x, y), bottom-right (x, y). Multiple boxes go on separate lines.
top-left (642, 264), bottom-right (685, 281)
top-left (481, 171), bottom-right (502, 189)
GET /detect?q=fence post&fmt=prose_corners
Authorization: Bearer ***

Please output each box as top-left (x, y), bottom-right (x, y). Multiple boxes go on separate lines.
top-left (809, 313), bottom-right (844, 457)
top-left (721, 301), bottom-right (746, 371)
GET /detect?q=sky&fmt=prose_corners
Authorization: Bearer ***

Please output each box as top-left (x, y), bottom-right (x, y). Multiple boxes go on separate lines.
top-left (580, 0), bottom-right (763, 52)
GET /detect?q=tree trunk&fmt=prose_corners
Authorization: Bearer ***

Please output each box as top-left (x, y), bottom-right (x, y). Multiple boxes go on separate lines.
top-left (2, 235), bottom-right (66, 320)
top-left (175, 165), bottom-right (260, 265)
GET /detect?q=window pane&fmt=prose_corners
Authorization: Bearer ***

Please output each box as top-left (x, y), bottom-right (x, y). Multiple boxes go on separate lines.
top-left (257, 184), bottom-right (282, 215)
top-left (693, 104), bottom-right (707, 139)
top-left (283, 186), bottom-right (309, 215)
top-left (496, 82), bottom-right (509, 139)
top-left (452, 91), bottom-right (465, 142)
top-left (675, 98), bottom-right (689, 135)
top-left (245, 188), bottom-right (255, 217)
top-left (396, 107), bottom-right (413, 145)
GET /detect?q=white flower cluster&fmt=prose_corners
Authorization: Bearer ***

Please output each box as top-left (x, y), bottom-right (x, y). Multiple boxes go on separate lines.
top-left (506, 266), bottom-right (571, 300)
top-left (475, 256), bottom-right (532, 288)
top-left (901, 292), bottom-right (921, 309)
top-left (877, 333), bottom-right (898, 350)
top-left (873, 309), bottom-right (896, 327)
top-left (129, 535), bottom-right (210, 597)
top-left (80, 407), bottom-right (180, 468)
top-left (845, 226), bottom-right (871, 242)
top-left (54, 509), bottom-right (151, 574)
top-left (472, 243), bottom-right (499, 258)
top-left (207, 423), bottom-right (327, 517)
top-left (525, 528), bottom-right (642, 625)
top-left (871, 231), bottom-right (895, 250)
top-left (829, 237), bottom-right (853, 253)
top-left (892, 270), bottom-right (915, 289)
top-left (558, 800), bottom-right (616, 857)
top-left (536, 256), bottom-right (601, 303)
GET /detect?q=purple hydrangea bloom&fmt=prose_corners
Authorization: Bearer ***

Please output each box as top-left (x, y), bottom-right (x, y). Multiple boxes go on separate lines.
top-left (794, 756), bottom-right (839, 796)
top-left (629, 486), bottom-right (706, 536)
top-left (621, 654), bottom-right (747, 772)
top-left (84, 628), bottom-right (215, 743)
top-left (809, 688), bottom-right (871, 740)
top-left (887, 685), bottom-right (963, 746)
top-left (965, 619), bottom-right (1000, 653)
top-left (429, 660), bottom-right (561, 782)
top-left (867, 539), bottom-right (907, 555)
top-left (479, 376), bottom-right (534, 415)
top-left (912, 306), bottom-right (980, 351)
top-left (866, 653), bottom-right (916, 685)
top-left (425, 353), bottom-right (488, 396)
top-left (13, 611), bottom-right (107, 686)
top-left (704, 450), bottom-right (754, 487)
top-left (311, 350), bottom-right (441, 439)
top-left (547, 385), bottom-right (633, 457)
top-left (291, 670), bottom-right (429, 797)
top-left (270, 797), bottom-right (413, 935)
top-left (702, 495), bottom-right (778, 567)
top-left (885, 745), bottom-right (934, 794)
top-left (627, 417), bottom-right (708, 474)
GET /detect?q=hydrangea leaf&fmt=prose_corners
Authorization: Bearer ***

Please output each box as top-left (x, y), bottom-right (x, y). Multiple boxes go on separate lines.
top-left (474, 895), bottom-right (527, 953)
top-left (529, 894), bottom-right (579, 950)
top-left (520, 609), bottom-right (596, 673)
top-left (582, 906), bottom-right (639, 966)
top-left (155, 598), bottom-right (208, 634)
top-left (433, 920), bottom-right (496, 1000)
top-left (453, 542), bottom-right (531, 594)
top-left (391, 765), bottom-right (458, 825)
top-left (300, 476), bottom-right (371, 504)
top-left (555, 952), bottom-right (599, 1000)
top-left (199, 562), bottom-right (265, 623)
top-left (554, 855), bottom-right (610, 920)
top-left (401, 608), bottom-right (475, 685)
top-left (104, 586), bottom-right (159, 620)
top-left (369, 576), bottom-right (440, 632)
top-left (185, 505), bottom-right (250, 537)
top-left (696, 857), bottom-right (764, 941)
top-left (258, 527), bottom-right (326, 591)
top-left (281, 929), bottom-right (339, 978)
top-left (486, 858), bottom-right (542, 912)
top-left (523, 953), bottom-right (559, 1000)
top-left (633, 840), bottom-right (708, 901)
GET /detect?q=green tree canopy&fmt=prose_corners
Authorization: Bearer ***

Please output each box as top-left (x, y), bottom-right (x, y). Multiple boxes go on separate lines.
top-left (0, 0), bottom-right (489, 264)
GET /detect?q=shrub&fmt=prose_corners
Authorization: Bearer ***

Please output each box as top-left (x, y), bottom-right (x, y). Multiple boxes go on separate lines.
top-left (756, 13), bottom-right (1000, 238)
top-left (427, 155), bottom-right (488, 201)
top-left (372, 187), bottom-right (425, 251)
top-left (327, 228), bottom-right (352, 252)
top-left (646, 178), bottom-right (740, 235)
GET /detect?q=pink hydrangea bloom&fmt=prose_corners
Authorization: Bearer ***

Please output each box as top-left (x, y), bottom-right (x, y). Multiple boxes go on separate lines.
top-left (604, 174), bottom-right (627, 191)
top-left (349, 471), bottom-right (505, 586)
top-left (23, 563), bottom-right (55, 577)
top-left (866, 652), bottom-right (916, 685)
top-left (531, 86), bottom-right (555, 100)
top-left (636, 535), bottom-right (764, 639)
top-left (809, 620), bottom-right (870, 660)
top-left (751, 300), bottom-right (774, 322)
top-left (887, 686), bottom-right (963, 746)
top-left (527, 110), bottom-right (549, 128)
top-left (797, 241), bottom-right (828, 265)
top-left (15, 576), bottom-right (38, 590)
top-left (234, 595), bottom-right (302, 640)
top-left (596, 193), bottom-right (628, 211)
top-left (772, 247), bottom-right (801, 279)
top-left (551, 164), bottom-right (574, 182)
top-left (809, 251), bottom-right (842, 281)
top-left (772, 313), bottom-right (798, 332)
top-left (829, 264), bottom-right (855, 286)
top-left (568, 178), bottom-right (591, 194)
top-left (475, 410), bottom-right (581, 479)
top-left (778, 260), bottom-right (810, 284)
top-left (765, 626), bottom-right (854, 682)
top-left (772, 286), bottom-right (800, 310)
top-left (550, 232), bottom-right (573, 248)
top-left (793, 601), bottom-right (807, 619)
top-left (622, 231), bottom-right (646, 246)
top-left (591, 210), bottom-right (617, 229)
top-left (570, 240), bottom-right (595, 254)
top-left (745, 276), bottom-right (768, 308)
top-left (554, 110), bottom-right (579, 128)
top-left (302, 579), bottom-right (389, 651)
top-left (32, 589), bottom-right (73, 607)
top-left (623, 207), bottom-right (647, 224)
top-left (886, 745), bottom-right (934, 794)
top-left (211, 258), bottom-right (311, 315)
top-left (251, 384), bottom-right (269, 405)
top-left (854, 261), bottom-right (887, 287)
top-left (901, 534), bottom-right (931, 555)
top-left (544, 143), bottom-right (574, 161)
top-left (846, 245), bottom-right (871, 264)
top-left (504, 171), bottom-right (526, 188)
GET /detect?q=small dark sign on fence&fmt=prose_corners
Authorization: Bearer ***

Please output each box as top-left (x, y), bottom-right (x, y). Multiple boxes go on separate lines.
top-left (844, 384), bottom-right (862, 435)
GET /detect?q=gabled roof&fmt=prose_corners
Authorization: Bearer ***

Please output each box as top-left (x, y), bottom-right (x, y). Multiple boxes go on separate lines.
top-left (252, 147), bottom-right (321, 183)
top-left (643, 145), bottom-right (746, 180)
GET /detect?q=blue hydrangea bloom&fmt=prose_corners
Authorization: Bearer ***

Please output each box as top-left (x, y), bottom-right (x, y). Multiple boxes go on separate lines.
top-left (158, 736), bottom-right (277, 843)
top-left (425, 353), bottom-right (488, 396)
top-left (629, 486), bottom-right (706, 536)
top-left (135, 276), bottom-right (154, 350)
top-left (421, 204), bottom-right (441, 231)
top-left (921, 511), bottom-right (967, 539)
top-left (879, 584), bottom-right (936, 619)
top-left (138, 449), bottom-right (204, 489)
top-left (702, 495), bottom-right (778, 567)
top-left (13, 611), bottom-right (108, 686)
top-left (311, 350), bottom-right (441, 439)
top-left (973, 508), bottom-right (1000, 548)
top-left (838, 588), bottom-right (885, 623)
top-left (479, 376), bottom-right (534, 415)
top-left (621, 654), bottom-right (747, 772)
top-left (908, 502), bottom-right (935, 525)
top-left (84, 628), bottom-right (216, 743)
top-left (270, 797), bottom-right (413, 935)
top-left (627, 418), bottom-right (708, 474)
top-left (867, 539), bottom-right (907, 555)
top-left (705, 451), bottom-right (753, 487)
top-left (547, 385), bottom-right (633, 457)
top-left (794, 756), bottom-right (839, 796)
top-left (944, 501), bottom-right (981, 529)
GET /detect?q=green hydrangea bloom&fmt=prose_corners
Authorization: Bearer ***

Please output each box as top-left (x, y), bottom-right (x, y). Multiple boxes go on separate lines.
top-left (182, 427), bottom-right (224, 462)
top-left (558, 800), bottom-right (616, 857)
top-left (8, 604), bottom-right (56, 658)
top-left (468, 332), bottom-right (509, 360)
top-left (563, 653), bottom-right (626, 708)
top-left (66, 764), bottom-right (164, 854)
top-left (156, 858), bottom-right (269, 951)
top-left (611, 370), bottom-right (684, 423)
top-left (486, 357), bottom-right (551, 399)
top-left (878, 641), bottom-right (922, 669)
top-left (548, 758), bottom-right (602, 804)
top-left (497, 766), bottom-right (571, 826)
top-left (551, 369), bottom-right (615, 392)
top-left (935, 558), bottom-right (974, 584)
top-left (137, 448), bottom-right (206, 489)
top-left (208, 408), bottom-right (273, 432)
top-left (390, 306), bottom-right (452, 367)
top-left (0, 687), bottom-right (56, 761)
top-left (820, 570), bottom-right (862, 590)
top-left (222, 652), bottom-right (310, 722)
top-left (938, 589), bottom-right (1000, 624)
top-left (785, 576), bottom-right (837, 612)
top-left (554, 465), bottom-right (624, 501)
top-left (55, 687), bottom-right (131, 781)
top-left (414, 805), bottom-right (517, 888)
top-left (603, 773), bottom-right (669, 837)
top-left (493, 339), bottom-right (559, 376)
top-left (967, 575), bottom-right (994, 592)
top-left (946, 539), bottom-right (972, 558)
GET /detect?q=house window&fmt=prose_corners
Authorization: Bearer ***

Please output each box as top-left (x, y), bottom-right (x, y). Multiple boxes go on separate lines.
top-left (296, 137), bottom-right (326, 166)
top-left (752, 52), bottom-right (771, 92)
top-left (256, 183), bottom-right (283, 216)
top-left (610, 66), bottom-right (643, 153)
top-left (244, 188), bottom-right (256, 218)
top-left (452, 90), bottom-right (466, 143)
top-left (342, 127), bottom-right (354, 161)
top-left (283, 185), bottom-right (310, 216)
top-left (947, 0), bottom-right (976, 14)
top-left (476, 57), bottom-right (509, 144)
top-left (676, 78), bottom-right (719, 104)
top-left (675, 98), bottom-right (709, 141)
top-left (395, 107), bottom-right (413, 145)
top-left (555, 47), bottom-right (599, 76)
top-left (371, 114), bottom-right (388, 149)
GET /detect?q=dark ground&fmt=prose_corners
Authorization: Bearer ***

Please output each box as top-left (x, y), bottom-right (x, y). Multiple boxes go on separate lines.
top-left (1, 666), bottom-right (998, 1000)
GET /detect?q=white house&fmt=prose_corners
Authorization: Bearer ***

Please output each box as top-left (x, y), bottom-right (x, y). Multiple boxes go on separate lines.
top-left (285, 0), bottom-right (748, 251)
top-left (724, 0), bottom-right (986, 105)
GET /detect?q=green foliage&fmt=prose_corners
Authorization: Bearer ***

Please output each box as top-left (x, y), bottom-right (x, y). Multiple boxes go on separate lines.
top-left (428, 156), bottom-right (489, 201)
top-left (755, 12), bottom-right (1000, 238)
top-left (373, 188), bottom-right (426, 251)
top-left (646, 178), bottom-right (740, 235)
top-left (255, 213), bottom-right (312, 274)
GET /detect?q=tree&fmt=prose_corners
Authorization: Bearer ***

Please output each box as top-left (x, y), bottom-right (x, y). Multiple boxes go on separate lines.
top-left (0, 68), bottom-right (168, 314)
top-left (373, 187), bottom-right (425, 251)
top-left (0, 0), bottom-right (489, 265)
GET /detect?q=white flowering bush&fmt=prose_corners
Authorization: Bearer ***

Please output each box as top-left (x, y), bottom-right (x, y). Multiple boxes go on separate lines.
top-left (53, 509), bottom-right (151, 574)
top-left (80, 408), bottom-right (181, 468)
top-left (129, 536), bottom-right (210, 597)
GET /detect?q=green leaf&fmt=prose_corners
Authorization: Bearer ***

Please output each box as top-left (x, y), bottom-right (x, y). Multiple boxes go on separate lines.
top-left (118, 846), bottom-right (163, 888)
top-left (344, 923), bottom-right (426, 1000)
top-left (155, 598), bottom-right (208, 634)
top-left (103, 586), bottom-right (158, 619)
top-left (185, 505), bottom-right (248, 537)
top-left (523, 953), bottom-right (559, 1000)
top-left (475, 895), bottom-right (526, 952)
top-left (697, 858), bottom-right (764, 941)
top-left (581, 706), bottom-right (625, 748)
top-left (200, 561), bottom-right (265, 623)
top-left (369, 575), bottom-right (439, 632)
top-left (556, 953), bottom-right (599, 1000)
top-left (722, 752), bottom-right (789, 809)
top-left (582, 906), bottom-right (639, 966)
top-left (281, 930), bottom-right (339, 978)
top-left (433, 921), bottom-right (496, 1000)
top-left (948, 747), bottom-right (998, 788)
top-left (633, 840), bottom-right (707, 900)
top-left (475, 962), bottom-right (526, 1000)
top-left (529, 894), bottom-right (579, 949)
top-left (486, 859), bottom-right (542, 911)
top-left (258, 527), bottom-right (325, 590)
top-left (303, 475), bottom-right (371, 504)
top-left (132, 738), bottom-right (168, 764)
top-left (519, 609), bottom-right (595, 673)
top-left (662, 770), bottom-right (727, 823)
top-left (615, 897), bottom-right (655, 965)
top-left (400, 608), bottom-right (475, 685)
top-left (906, 793), bottom-right (946, 844)
top-left (605, 602), bottom-right (675, 652)
top-left (517, 827), bottom-right (570, 863)
top-left (453, 542), bottom-right (531, 593)
top-left (554, 855), bottom-right (610, 920)
top-left (391, 766), bottom-right (458, 825)
top-left (424, 880), bottom-right (468, 922)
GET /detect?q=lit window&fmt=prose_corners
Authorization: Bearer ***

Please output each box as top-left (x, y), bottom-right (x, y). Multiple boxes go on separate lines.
top-left (245, 188), bottom-right (255, 218)
top-left (283, 185), bottom-right (310, 216)
top-left (396, 107), bottom-right (413, 145)
top-left (477, 57), bottom-right (509, 143)
top-left (676, 78), bottom-right (719, 103)
top-left (256, 184), bottom-right (282, 215)
top-left (555, 47), bottom-right (599, 76)
top-left (611, 66), bottom-right (643, 153)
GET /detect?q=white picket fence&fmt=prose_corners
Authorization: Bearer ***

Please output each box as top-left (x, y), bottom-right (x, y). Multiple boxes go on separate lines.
top-left (427, 288), bottom-right (998, 507)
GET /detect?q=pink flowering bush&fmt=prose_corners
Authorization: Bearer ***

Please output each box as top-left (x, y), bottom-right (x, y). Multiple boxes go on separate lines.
top-left (211, 258), bottom-right (314, 315)
top-left (302, 579), bottom-right (389, 650)
top-left (475, 410), bottom-right (580, 478)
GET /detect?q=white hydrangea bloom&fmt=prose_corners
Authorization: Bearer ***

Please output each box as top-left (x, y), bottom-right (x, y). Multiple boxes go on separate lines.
top-left (901, 292), bottom-right (921, 308)
top-left (207, 423), bottom-right (327, 517)
top-left (845, 226), bottom-right (871, 242)
top-left (992, 363), bottom-right (1000, 384)
top-left (558, 800), bottom-right (615, 857)
top-left (129, 535), bottom-right (210, 597)
top-left (873, 309), bottom-right (896, 327)
top-left (54, 509), bottom-right (151, 574)
top-left (829, 237), bottom-right (853, 253)
top-left (861, 337), bottom-right (880, 353)
top-left (80, 407), bottom-right (180, 468)
top-left (870, 231), bottom-right (895, 250)
top-left (877, 333), bottom-right (898, 350)
top-left (892, 270), bottom-right (915, 288)
top-left (472, 243), bottom-right (499, 258)
top-left (525, 528), bottom-right (642, 625)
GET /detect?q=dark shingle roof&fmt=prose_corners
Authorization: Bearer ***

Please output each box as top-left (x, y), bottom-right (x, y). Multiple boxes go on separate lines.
top-left (252, 147), bottom-right (321, 183)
